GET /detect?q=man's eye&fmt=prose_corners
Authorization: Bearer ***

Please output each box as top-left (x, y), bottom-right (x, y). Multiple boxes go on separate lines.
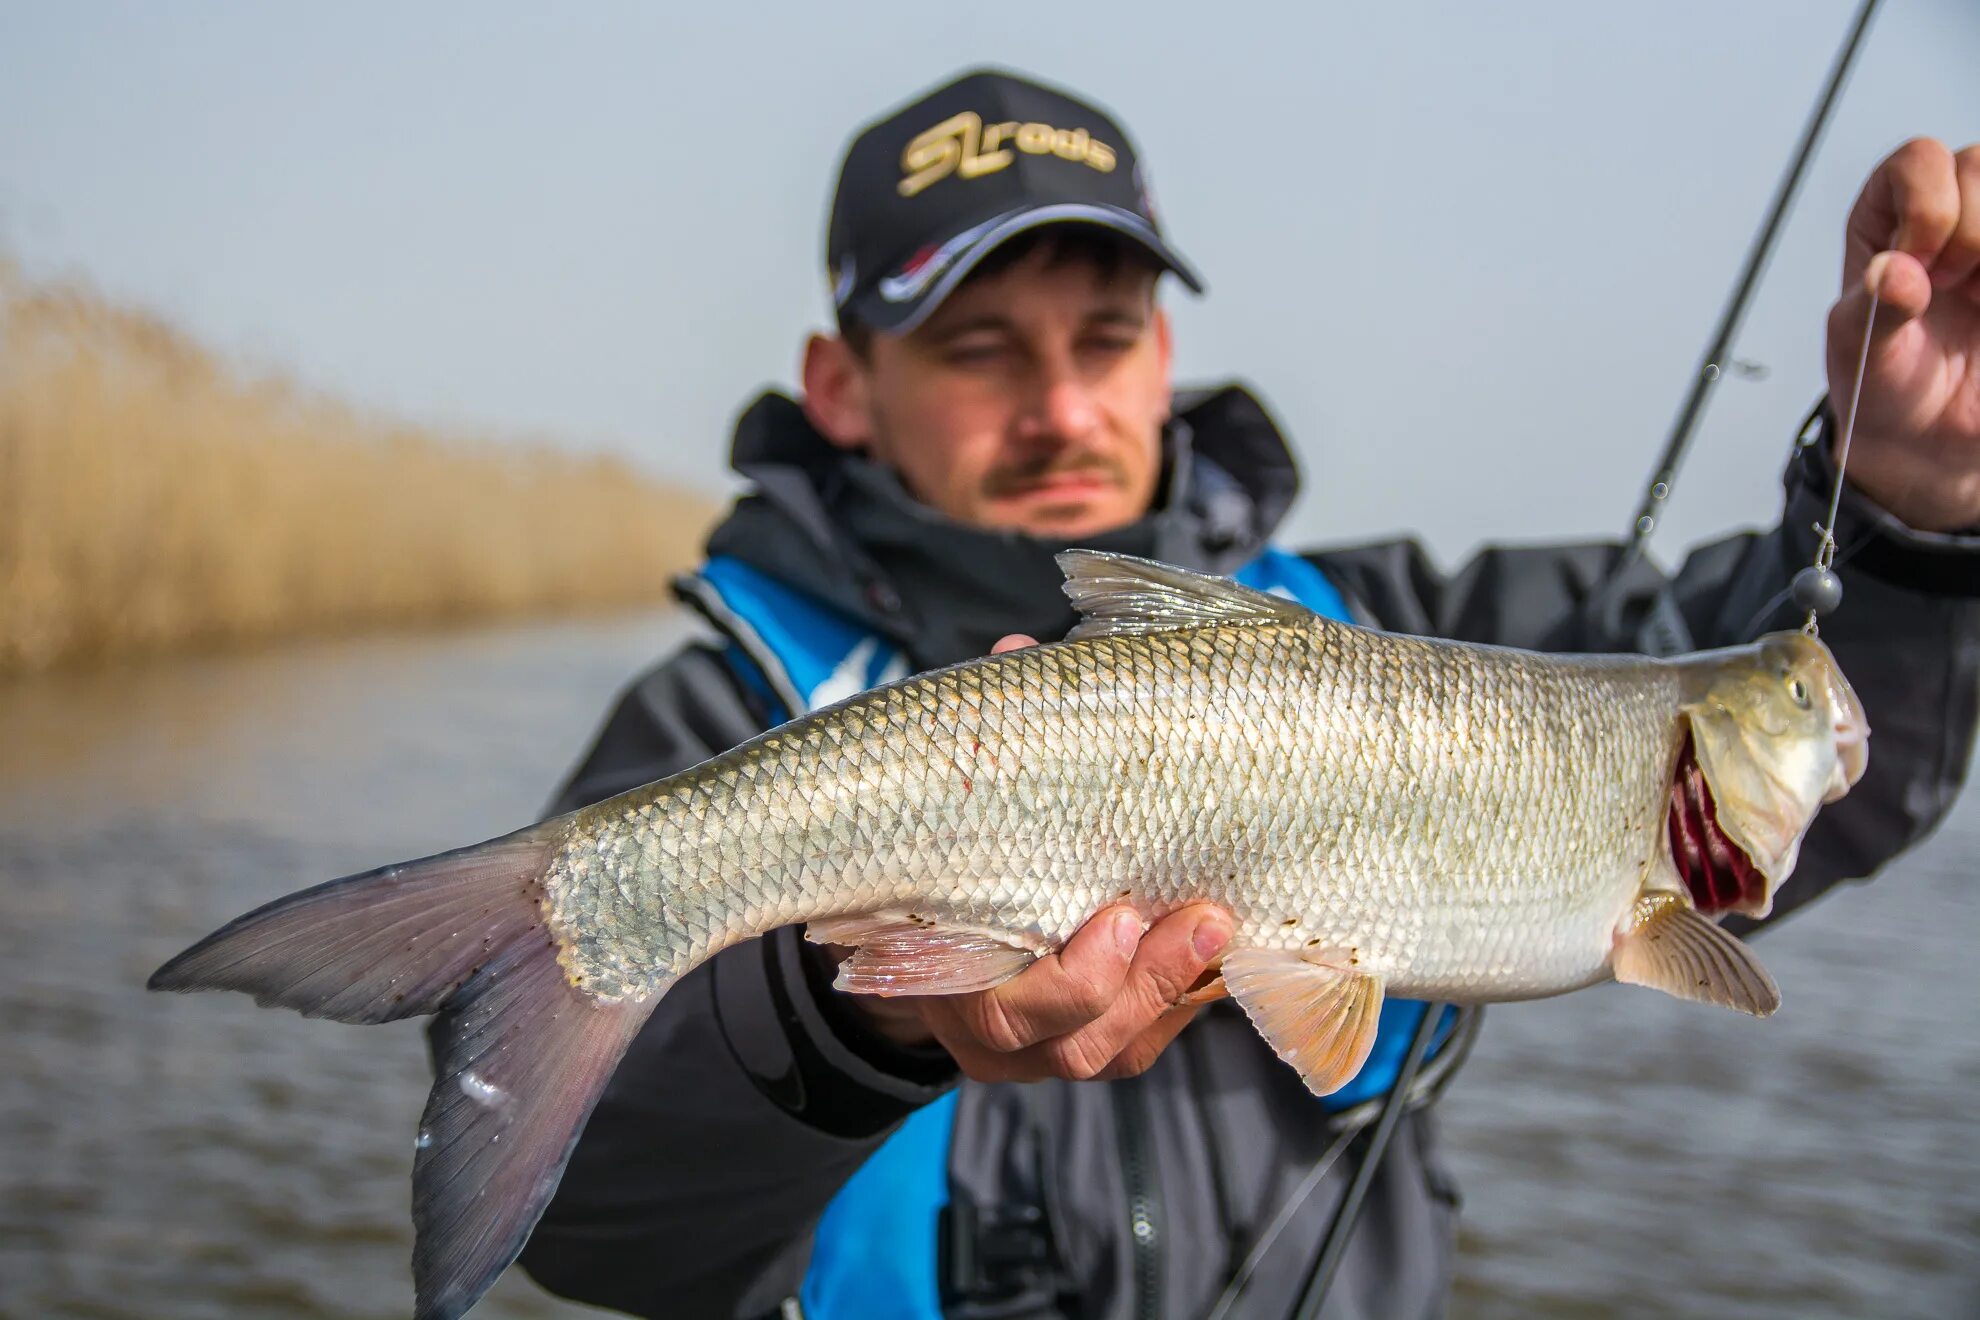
top-left (1083, 335), bottom-right (1139, 355)
top-left (945, 342), bottom-right (1006, 365)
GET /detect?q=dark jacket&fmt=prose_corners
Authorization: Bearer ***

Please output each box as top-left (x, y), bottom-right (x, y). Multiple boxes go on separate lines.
top-left (516, 385), bottom-right (1980, 1320)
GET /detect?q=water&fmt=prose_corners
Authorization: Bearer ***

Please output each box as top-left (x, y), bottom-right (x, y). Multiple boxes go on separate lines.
top-left (0, 614), bottom-right (684, 1320)
top-left (2, 615), bottom-right (1976, 1319)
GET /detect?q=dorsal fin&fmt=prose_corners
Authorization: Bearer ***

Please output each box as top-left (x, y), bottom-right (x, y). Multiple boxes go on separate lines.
top-left (1056, 550), bottom-right (1314, 640)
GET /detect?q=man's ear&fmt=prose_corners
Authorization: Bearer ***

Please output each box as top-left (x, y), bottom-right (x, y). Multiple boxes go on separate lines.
top-left (801, 334), bottom-right (874, 451)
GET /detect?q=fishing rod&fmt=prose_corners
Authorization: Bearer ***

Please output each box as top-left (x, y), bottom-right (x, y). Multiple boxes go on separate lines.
top-left (1285, 6), bottom-right (1887, 1316)
top-left (1291, 1003), bottom-right (1444, 1319)
top-left (1201, 1005), bottom-right (1479, 1320)
top-left (1598, 0), bottom-right (1883, 606)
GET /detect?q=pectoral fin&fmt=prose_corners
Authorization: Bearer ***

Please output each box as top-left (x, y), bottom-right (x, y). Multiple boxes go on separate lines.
top-left (1222, 947), bottom-right (1385, 1097)
top-left (1612, 892), bottom-right (1780, 1017)
top-left (1174, 972), bottom-right (1229, 1008)
top-left (804, 913), bottom-right (1039, 996)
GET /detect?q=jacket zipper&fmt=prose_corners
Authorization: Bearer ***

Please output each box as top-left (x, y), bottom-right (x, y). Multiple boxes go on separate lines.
top-left (1111, 1076), bottom-right (1163, 1320)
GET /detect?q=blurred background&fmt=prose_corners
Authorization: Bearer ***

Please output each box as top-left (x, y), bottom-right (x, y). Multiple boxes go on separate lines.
top-left (1, 2), bottom-right (1975, 1317)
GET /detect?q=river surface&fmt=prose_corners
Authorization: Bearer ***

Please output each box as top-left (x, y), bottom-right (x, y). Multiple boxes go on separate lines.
top-left (1, 612), bottom-right (1975, 1319)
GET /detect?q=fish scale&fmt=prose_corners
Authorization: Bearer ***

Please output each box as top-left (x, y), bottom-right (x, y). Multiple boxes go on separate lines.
top-left (542, 614), bottom-right (1683, 1005)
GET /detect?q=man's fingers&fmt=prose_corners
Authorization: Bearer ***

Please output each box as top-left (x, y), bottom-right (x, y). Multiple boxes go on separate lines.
top-left (991, 633), bottom-right (1038, 654)
top-left (1843, 249), bottom-right (1934, 333)
top-left (1941, 145), bottom-right (1980, 295)
top-left (1826, 245), bottom-right (1935, 424)
top-left (927, 905), bottom-right (1141, 1052)
top-left (1890, 139), bottom-right (1961, 265)
top-left (1036, 904), bottom-right (1232, 1080)
top-left (1848, 138), bottom-right (1962, 284)
top-left (914, 904), bottom-right (1234, 1083)
top-left (1121, 903), bottom-right (1234, 1011)
top-left (1097, 1009), bottom-right (1204, 1081)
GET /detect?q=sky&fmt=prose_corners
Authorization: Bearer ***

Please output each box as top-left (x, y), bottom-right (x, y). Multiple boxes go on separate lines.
top-left (2, 1), bottom-right (1975, 566)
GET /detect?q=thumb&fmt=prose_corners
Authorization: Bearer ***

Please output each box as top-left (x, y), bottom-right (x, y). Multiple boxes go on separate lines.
top-left (1842, 250), bottom-right (1932, 341)
top-left (1828, 250), bottom-right (1934, 412)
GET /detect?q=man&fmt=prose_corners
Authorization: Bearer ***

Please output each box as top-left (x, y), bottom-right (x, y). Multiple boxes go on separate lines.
top-left (515, 69), bottom-right (1980, 1319)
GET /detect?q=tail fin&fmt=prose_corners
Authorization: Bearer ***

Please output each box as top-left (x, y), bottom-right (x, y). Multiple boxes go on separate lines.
top-left (149, 823), bottom-right (658, 1320)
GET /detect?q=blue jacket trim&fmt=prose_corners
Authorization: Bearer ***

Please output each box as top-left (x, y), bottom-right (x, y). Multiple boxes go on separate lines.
top-left (1230, 544), bottom-right (1352, 619)
top-left (689, 557), bottom-right (908, 723)
top-left (797, 1091), bottom-right (959, 1320)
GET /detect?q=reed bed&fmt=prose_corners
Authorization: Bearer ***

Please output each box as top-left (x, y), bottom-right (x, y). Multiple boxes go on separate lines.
top-left (0, 259), bottom-right (714, 672)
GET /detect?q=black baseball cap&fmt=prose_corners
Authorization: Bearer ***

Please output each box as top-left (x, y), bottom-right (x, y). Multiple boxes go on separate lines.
top-left (826, 67), bottom-right (1205, 336)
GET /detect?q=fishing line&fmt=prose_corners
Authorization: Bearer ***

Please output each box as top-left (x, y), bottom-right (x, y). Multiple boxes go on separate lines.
top-left (1791, 287), bottom-right (1880, 636)
top-left (1592, 0), bottom-right (1882, 629)
top-left (1739, 534), bottom-right (1869, 641)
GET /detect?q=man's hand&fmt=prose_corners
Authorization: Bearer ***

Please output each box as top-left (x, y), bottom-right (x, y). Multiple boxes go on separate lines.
top-left (837, 631), bottom-right (1236, 1083)
top-left (1826, 138), bottom-right (1980, 531)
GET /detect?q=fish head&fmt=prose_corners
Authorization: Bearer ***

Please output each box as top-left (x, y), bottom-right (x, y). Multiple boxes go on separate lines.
top-left (1672, 631), bottom-right (1869, 913)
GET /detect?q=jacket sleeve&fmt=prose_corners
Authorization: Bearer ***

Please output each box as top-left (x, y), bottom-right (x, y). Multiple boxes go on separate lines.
top-left (1307, 415), bottom-right (1980, 933)
top-left (512, 642), bottom-right (959, 1319)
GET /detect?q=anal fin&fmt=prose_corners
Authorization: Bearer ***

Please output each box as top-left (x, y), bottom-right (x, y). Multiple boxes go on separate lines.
top-left (1612, 892), bottom-right (1780, 1017)
top-left (1222, 947), bottom-right (1385, 1097)
top-left (805, 913), bottom-right (1038, 996)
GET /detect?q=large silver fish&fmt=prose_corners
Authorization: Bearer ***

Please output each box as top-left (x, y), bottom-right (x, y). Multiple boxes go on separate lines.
top-left (149, 551), bottom-right (1869, 1319)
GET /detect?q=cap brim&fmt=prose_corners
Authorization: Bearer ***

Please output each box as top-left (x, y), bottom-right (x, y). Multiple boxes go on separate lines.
top-left (844, 202), bottom-right (1204, 336)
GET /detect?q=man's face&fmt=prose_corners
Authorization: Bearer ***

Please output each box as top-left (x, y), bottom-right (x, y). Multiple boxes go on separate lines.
top-left (806, 242), bottom-right (1173, 538)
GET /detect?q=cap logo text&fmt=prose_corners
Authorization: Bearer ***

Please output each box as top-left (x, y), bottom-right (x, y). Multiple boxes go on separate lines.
top-left (898, 111), bottom-right (1117, 198)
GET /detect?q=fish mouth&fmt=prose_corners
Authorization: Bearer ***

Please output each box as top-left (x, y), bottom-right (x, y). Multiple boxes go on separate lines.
top-left (1666, 730), bottom-right (1767, 917)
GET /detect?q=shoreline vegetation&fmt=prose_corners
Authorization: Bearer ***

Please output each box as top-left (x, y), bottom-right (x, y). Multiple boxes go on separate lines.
top-left (0, 259), bottom-right (714, 674)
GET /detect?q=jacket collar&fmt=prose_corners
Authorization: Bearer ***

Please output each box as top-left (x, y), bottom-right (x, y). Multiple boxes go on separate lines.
top-left (699, 384), bottom-right (1302, 668)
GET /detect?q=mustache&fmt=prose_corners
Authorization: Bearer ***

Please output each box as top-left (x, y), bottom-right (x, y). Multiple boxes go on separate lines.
top-left (981, 451), bottom-right (1130, 499)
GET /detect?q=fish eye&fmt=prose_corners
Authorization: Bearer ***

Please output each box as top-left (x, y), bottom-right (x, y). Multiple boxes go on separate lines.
top-left (1788, 677), bottom-right (1811, 708)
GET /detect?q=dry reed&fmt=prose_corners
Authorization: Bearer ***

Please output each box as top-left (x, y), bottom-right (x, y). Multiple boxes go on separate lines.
top-left (0, 259), bottom-right (715, 672)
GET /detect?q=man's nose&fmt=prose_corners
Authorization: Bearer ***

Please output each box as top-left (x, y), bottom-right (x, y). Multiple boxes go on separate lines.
top-left (1018, 371), bottom-right (1101, 445)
